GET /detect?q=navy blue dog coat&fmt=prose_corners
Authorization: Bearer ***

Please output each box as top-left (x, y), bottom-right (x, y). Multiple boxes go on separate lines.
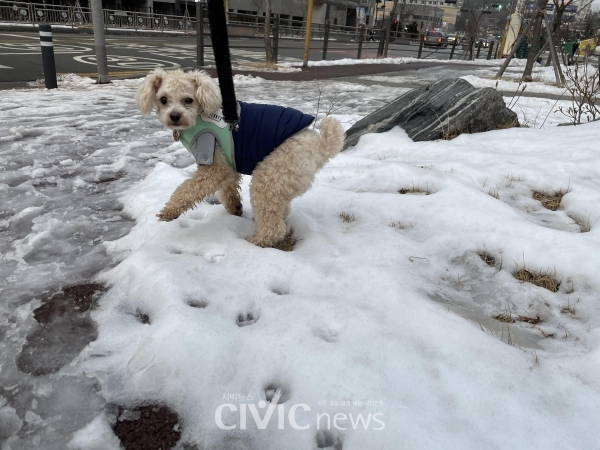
top-left (232, 102), bottom-right (315, 175)
top-left (179, 101), bottom-right (314, 176)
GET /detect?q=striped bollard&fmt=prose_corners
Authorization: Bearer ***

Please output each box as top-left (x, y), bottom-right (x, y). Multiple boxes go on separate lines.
top-left (38, 23), bottom-right (57, 89)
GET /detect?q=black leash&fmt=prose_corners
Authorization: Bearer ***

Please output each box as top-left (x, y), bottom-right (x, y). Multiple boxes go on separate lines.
top-left (207, 0), bottom-right (239, 127)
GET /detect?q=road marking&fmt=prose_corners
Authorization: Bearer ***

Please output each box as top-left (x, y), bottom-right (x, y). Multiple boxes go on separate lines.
top-left (0, 64), bottom-right (13, 69)
top-left (0, 33), bottom-right (40, 40)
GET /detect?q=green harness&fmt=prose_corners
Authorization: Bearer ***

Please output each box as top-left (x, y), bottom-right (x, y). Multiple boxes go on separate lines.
top-left (178, 110), bottom-right (236, 171)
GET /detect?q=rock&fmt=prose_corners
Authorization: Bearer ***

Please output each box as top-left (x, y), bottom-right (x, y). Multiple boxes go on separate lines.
top-left (343, 78), bottom-right (519, 149)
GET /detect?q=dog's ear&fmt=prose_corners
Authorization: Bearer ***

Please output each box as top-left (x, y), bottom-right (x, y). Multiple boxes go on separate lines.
top-left (136, 68), bottom-right (165, 114)
top-left (191, 71), bottom-right (222, 115)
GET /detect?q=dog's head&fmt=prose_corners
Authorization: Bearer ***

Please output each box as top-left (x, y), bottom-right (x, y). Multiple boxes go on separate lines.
top-left (135, 68), bottom-right (222, 131)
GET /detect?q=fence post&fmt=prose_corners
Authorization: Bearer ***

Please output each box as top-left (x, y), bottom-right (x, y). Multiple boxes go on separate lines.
top-left (487, 41), bottom-right (494, 60)
top-left (273, 14), bottom-right (280, 64)
top-left (417, 33), bottom-right (424, 59)
top-left (449, 38), bottom-right (457, 60)
top-left (476, 39), bottom-right (482, 59)
top-left (322, 20), bottom-right (330, 60)
top-left (377, 27), bottom-right (386, 56)
top-left (357, 24), bottom-right (365, 59)
top-left (29, 3), bottom-right (34, 27)
top-left (38, 23), bottom-right (57, 89)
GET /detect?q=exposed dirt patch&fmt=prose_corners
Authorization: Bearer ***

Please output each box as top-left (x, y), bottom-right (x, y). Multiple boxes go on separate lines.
top-left (113, 405), bottom-right (181, 450)
top-left (17, 283), bottom-right (104, 376)
top-left (273, 230), bottom-right (298, 252)
top-left (135, 310), bottom-right (150, 324)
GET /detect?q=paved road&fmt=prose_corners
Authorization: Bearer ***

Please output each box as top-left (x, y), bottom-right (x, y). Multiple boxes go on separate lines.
top-left (0, 30), bottom-right (474, 85)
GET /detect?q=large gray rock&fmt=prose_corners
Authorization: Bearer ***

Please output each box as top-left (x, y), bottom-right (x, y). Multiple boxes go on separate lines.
top-left (343, 78), bottom-right (519, 149)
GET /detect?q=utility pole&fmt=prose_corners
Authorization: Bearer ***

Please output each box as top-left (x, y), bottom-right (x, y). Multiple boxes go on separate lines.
top-left (303, 0), bottom-right (315, 67)
top-left (196, 0), bottom-right (204, 67)
top-left (91, 0), bottom-right (109, 84)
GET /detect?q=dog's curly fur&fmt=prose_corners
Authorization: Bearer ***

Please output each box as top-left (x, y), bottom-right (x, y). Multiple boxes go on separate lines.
top-left (136, 68), bottom-right (345, 248)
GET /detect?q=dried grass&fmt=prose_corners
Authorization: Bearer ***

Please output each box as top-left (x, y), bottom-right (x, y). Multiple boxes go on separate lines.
top-left (398, 182), bottom-right (435, 195)
top-left (487, 186), bottom-right (500, 199)
top-left (518, 314), bottom-right (542, 324)
top-left (479, 252), bottom-right (496, 267)
top-left (339, 212), bottom-right (356, 223)
top-left (561, 298), bottom-right (577, 315)
top-left (532, 190), bottom-right (565, 211)
top-left (389, 220), bottom-right (412, 229)
top-left (494, 313), bottom-right (515, 323)
top-left (513, 267), bottom-right (560, 292)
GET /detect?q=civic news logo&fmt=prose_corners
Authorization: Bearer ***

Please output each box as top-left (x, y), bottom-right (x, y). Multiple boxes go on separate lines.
top-left (215, 389), bottom-right (385, 431)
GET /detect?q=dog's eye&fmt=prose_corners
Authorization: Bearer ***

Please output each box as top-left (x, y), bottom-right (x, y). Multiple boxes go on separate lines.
top-left (184, 98), bottom-right (193, 104)
top-left (160, 97), bottom-right (168, 105)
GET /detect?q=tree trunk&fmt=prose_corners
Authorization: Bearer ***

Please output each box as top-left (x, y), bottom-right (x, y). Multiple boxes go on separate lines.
top-left (264, 0), bottom-right (274, 63)
top-left (383, 0), bottom-right (399, 58)
top-left (523, 0), bottom-right (549, 81)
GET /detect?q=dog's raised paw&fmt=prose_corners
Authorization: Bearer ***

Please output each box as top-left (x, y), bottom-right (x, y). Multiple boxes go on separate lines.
top-left (157, 209), bottom-right (181, 222)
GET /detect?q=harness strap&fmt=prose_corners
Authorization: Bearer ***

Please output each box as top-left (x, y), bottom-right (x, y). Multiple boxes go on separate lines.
top-left (207, 0), bottom-right (239, 126)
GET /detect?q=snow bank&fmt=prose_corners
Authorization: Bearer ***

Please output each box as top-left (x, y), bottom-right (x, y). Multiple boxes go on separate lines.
top-left (2, 71), bottom-right (599, 449)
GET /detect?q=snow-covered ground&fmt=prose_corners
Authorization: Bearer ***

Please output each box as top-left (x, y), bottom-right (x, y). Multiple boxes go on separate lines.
top-left (1, 72), bottom-right (600, 450)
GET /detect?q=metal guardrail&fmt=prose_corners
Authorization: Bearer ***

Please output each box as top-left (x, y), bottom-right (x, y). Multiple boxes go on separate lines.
top-left (0, 0), bottom-right (200, 33)
top-left (0, 1), bottom-right (498, 62)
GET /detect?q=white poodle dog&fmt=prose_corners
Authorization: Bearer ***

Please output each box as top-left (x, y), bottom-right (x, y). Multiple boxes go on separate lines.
top-left (136, 68), bottom-right (345, 248)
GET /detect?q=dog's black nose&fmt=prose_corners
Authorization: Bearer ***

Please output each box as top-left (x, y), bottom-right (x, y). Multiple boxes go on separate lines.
top-left (170, 112), bottom-right (181, 123)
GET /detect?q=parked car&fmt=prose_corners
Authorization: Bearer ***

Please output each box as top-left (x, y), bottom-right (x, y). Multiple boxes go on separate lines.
top-left (423, 31), bottom-right (449, 48)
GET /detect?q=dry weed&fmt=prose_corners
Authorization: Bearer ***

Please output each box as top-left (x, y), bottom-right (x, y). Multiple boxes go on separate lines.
top-left (518, 314), bottom-right (542, 324)
top-left (533, 189), bottom-right (566, 211)
top-left (389, 220), bottom-right (412, 229)
top-left (561, 297), bottom-right (578, 315)
top-left (494, 313), bottom-right (515, 323)
top-left (398, 182), bottom-right (435, 195)
top-left (339, 212), bottom-right (356, 223)
top-left (513, 267), bottom-right (560, 292)
top-left (479, 252), bottom-right (496, 267)
top-left (568, 214), bottom-right (591, 233)
top-left (488, 186), bottom-right (500, 199)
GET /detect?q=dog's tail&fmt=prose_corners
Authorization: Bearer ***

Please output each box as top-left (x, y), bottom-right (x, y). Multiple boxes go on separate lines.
top-left (317, 117), bottom-right (345, 161)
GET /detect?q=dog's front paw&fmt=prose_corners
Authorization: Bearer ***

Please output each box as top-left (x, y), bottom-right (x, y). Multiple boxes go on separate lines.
top-left (245, 235), bottom-right (269, 248)
top-left (157, 208), bottom-right (181, 222)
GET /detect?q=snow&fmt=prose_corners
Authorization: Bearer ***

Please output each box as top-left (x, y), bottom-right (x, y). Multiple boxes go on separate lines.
top-left (2, 72), bottom-right (600, 449)
top-left (280, 56), bottom-right (529, 69)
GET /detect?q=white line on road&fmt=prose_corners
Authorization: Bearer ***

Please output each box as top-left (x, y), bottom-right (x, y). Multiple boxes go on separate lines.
top-left (0, 33), bottom-right (40, 40)
top-left (0, 64), bottom-right (13, 69)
